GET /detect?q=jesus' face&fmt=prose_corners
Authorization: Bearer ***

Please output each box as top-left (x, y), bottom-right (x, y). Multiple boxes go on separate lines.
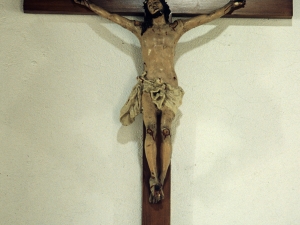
top-left (147, 0), bottom-right (164, 15)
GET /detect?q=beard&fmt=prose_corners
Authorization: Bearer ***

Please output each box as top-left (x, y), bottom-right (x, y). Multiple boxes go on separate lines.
top-left (151, 10), bottom-right (164, 19)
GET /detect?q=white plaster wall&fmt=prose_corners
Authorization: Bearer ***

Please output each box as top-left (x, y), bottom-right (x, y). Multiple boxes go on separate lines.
top-left (1, 1), bottom-right (299, 224)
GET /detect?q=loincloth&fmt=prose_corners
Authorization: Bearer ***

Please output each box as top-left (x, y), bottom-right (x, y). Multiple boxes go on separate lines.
top-left (120, 73), bottom-right (184, 126)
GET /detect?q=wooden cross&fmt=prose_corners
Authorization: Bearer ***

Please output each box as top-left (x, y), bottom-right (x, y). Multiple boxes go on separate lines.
top-left (23, 1), bottom-right (292, 224)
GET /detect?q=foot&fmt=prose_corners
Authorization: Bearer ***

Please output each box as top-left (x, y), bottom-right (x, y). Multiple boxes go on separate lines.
top-left (149, 184), bottom-right (164, 203)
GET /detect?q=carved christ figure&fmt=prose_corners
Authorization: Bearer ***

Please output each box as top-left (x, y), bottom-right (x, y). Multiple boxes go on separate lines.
top-left (74, 0), bottom-right (245, 203)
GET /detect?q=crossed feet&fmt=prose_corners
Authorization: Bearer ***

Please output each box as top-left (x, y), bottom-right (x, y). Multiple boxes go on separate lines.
top-left (149, 178), bottom-right (164, 203)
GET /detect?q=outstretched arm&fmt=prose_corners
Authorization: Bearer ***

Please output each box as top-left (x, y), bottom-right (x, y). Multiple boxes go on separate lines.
top-left (74, 0), bottom-right (141, 37)
top-left (181, 0), bottom-right (246, 33)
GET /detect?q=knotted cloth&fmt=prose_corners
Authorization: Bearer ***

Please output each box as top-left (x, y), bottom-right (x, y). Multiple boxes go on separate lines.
top-left (120, 73), bottom-right (184, 126)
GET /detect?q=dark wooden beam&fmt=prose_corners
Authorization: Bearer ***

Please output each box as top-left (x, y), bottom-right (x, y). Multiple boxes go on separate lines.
top-left (142, 156), bottom-right (171, 225)
top-left (23, 0), bottom-right (293, 19)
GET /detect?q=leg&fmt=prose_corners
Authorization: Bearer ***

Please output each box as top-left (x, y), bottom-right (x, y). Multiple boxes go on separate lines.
top-left (159, 107), bottom-right (175, 186)
top-left (142, 92), bottom-right (163, 203)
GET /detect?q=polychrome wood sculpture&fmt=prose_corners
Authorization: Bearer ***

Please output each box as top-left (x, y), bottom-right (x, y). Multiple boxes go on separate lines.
top-left (74, 0), bottom-right (246, 204)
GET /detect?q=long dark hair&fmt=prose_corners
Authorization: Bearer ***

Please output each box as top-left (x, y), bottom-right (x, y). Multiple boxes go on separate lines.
top-left (141, 0), bottom-right (171, 35)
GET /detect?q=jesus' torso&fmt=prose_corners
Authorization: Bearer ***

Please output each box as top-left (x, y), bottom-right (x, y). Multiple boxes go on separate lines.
top-left (137, 20), bottom-right (184, 87)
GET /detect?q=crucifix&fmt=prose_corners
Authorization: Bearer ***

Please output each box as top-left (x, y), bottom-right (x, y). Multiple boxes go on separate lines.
top-left (23, 0), bottom-right (293, 224)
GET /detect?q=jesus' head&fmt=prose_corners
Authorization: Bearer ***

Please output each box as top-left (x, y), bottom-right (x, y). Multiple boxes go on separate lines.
top-left (141, 0), bottom-right (171, 35)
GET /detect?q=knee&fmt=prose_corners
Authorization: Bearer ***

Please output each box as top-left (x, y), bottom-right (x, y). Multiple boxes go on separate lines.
top-left (161, 127), bottom-right (171, 140)
top-left (146, 124), bottom-right (157, 140)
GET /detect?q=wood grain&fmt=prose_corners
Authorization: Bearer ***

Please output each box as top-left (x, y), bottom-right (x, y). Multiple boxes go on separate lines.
top-left (23, 0), bottom-right (293, 18)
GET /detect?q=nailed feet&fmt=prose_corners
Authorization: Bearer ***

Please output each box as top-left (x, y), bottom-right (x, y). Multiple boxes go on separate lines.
top-left (149, 178), bottom-right (165, 203)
